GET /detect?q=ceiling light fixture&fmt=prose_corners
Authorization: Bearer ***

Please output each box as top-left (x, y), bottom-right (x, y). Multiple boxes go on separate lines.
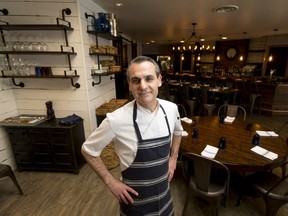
top-left (115, 3), bottom-right (123, 7)
top-left (214, 5), bottom-right (239, 13)
top-left (184, 23), bottom-right (203, 47)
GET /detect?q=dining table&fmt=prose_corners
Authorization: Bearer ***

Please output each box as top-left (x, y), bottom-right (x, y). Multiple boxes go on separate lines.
top-left (180, 116), bottom-right (288, 172)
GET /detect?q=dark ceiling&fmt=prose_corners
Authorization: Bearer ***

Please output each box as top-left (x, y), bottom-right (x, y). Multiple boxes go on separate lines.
top-left (92, 0), bottom-right (288, 45)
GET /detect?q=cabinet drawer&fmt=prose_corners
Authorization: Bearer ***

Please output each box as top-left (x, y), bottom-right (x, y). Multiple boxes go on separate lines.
top-left (54, 153), bottom-right (74, 163)
top-left (31, 143), bottom-right (50, 152)
top-left (6, 128), bottom-right (29, 141)
top-left (33, 152), bottom-right (52, 162)
top-left (12, 142), bottom-right (30, 153)
top-left (53, 143), bottom-right (71, 153)
top-left (50, 130), bottom-right (70, 143)
top-left (15, 152), bottom-right (33, 163)
top-left (29, 129), bottom-right (50, 142)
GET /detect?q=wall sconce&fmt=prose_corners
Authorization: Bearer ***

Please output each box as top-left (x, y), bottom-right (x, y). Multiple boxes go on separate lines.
top-left (197, 55), bottom-right (201, 61)
top-left (181, 55), bottom-right (184, 61)
top-left (216, 55), bottom-right (220, 61)
top-left (239, 55), bottom-right (244, 61)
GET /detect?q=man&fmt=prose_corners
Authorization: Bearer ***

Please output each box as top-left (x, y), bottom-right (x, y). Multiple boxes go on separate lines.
top-left (81, 56), bottom-right (183, 215)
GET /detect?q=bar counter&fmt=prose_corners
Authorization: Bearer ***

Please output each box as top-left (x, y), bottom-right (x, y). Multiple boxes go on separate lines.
top-left (258, 82), bottom-right (288, 115)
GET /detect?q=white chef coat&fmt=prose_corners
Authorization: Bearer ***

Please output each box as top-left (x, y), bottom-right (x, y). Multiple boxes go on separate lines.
top-left (82, 99), bottom-right (183, 171)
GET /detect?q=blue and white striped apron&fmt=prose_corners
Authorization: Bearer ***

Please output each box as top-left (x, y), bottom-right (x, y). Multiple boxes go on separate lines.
top-left (120, 102), bottom-right (174, 216)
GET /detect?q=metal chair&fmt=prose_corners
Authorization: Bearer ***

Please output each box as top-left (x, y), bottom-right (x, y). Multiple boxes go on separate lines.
top-left (246, 161), bottom-right (288, 216)
top-left (217, 104), bottom-right (246, 120)
top-left (181, 152), bottom-right (230, 216)
top-left (177, 103), bottom-right (187, 118)
top-left (0, 164), bottom-right (23, 195)
top-left (196, 86), bottom-right (217, 116)
top-left (276, 121), bottom-right (288, 178)
top-left (248, 80), bottom-right (262, 116)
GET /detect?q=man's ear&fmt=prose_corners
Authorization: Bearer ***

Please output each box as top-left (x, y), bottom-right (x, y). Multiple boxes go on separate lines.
top-left (158, 74), bottom-right (162, 87)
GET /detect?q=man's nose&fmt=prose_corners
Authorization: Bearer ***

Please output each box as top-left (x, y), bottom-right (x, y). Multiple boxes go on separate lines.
top-left (139, 79), bottom-right (148, 88)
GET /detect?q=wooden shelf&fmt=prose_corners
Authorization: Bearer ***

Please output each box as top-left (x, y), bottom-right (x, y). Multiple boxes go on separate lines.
top-left (89, 53), bottom-right (119, 57)
top-left (0, 75), bottom-right (79, 79)
top-left (91, 71), bottom-right (122, 76)
top-left (0, 24), bottom-right (73, 31)
top-left (1, 70), bottom-right (80, 88)
top-left (0, 51), bottom-right (76, 55)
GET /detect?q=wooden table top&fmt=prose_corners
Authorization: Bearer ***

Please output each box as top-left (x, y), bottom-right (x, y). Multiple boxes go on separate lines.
top-left (180, 116), bottom-right (288, 172)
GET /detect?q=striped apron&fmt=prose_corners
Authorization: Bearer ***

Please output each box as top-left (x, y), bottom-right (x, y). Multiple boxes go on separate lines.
top-left (120, 102), bottom-right (174, 216)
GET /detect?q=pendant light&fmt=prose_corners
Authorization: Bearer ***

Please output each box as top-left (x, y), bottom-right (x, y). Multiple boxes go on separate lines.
top-left (239, 32), bottom-right (246, 61)
top-left (268, 29), bottom-right (278, 62)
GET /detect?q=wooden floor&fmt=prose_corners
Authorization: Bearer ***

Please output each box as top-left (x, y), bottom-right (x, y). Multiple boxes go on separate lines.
top-left (0, 114), bottom-right (288, 216)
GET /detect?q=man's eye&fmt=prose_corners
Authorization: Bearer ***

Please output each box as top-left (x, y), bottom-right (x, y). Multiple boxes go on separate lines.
top-left (131, 78), bottom-right (140, 84)
top-left (145, 76), bottom-right (154, 82)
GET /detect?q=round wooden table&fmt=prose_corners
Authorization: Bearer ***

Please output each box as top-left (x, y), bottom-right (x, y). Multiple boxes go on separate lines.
top-left (180, 116), bottom-right (288, 172)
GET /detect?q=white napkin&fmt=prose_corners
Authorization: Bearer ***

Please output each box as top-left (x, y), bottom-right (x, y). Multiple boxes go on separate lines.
top-left (251, 146), bottom-right (278, 160)
top-left (201, 145), bottom-right (219, 159)
top-left (181, 117), bottom-right (193, 124)
top-left (182, 131), bottom-right (189, 137)
top-left (224, 116), bottom-right (235, 123)
top-left (256, 130), bottom-right (279, 137)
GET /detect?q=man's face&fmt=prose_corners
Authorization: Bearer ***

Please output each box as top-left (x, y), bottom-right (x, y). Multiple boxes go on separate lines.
top-left (128, 61), bottom-right (162, 108)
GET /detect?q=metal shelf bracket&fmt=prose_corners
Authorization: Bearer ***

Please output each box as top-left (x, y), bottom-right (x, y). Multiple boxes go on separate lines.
top-left (92, 76), bottom-right (101, 86)
top-left (12, 78), bottom-right (25, 88)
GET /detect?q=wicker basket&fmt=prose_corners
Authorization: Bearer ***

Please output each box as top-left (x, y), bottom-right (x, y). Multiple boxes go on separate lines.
top-left (100, 142), bottom-right (120, 170)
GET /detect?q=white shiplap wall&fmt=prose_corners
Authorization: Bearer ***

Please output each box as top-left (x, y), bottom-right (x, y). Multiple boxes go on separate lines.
top-left (0, 0), bottom-right (117, 169)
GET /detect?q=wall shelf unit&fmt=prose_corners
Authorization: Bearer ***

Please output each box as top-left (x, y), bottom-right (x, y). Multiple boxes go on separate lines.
top-left (0, 8), bottom-right (80, 88)
top-left (85, 13), bottom-right (123, 86)
top-left (0, 70), bottom-right (80, 88)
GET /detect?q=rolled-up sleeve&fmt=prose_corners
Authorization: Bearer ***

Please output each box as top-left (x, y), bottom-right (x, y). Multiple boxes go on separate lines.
top-left (82, 117), bottom-right (115, 157)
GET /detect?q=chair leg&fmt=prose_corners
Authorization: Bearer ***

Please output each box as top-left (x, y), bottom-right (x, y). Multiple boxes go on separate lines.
top-left (209, 197), bottom-right (222, 216)
top-left (7, 167), bottom-right (24, 195)
top-left (282, 165), bottom-right (287, 178)
top-left (182, 192), bottom-right (191, 216)
top-left (249, 94), bottom-right (261, 116)
top-left (265, 197), bottom-right (286, 216)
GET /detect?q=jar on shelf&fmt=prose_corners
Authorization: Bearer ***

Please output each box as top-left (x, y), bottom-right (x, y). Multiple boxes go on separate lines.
top-left (95, 12), bottom-right (111, 33)
top-left (106, 13), bottom-right (118, 36)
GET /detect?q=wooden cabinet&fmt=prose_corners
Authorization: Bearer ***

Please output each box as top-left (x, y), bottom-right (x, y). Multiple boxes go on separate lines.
top-left (4, 119), bottom-right (85, 174)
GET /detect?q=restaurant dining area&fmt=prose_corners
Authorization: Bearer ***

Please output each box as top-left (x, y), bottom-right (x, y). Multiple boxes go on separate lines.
top-left (0, 114), bottom-right (288, 216)
top-left (1, 0), bottom-right (288, 216)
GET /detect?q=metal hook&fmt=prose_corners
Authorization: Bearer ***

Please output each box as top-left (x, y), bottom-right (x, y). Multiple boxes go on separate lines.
top-left (92, 76), bottom-right (101, 86)
top-left (12, 78), bottom-right (25, 88)
top-left (62, 8), bottom-right (71, 20)
top-left (0, 8), bottom-right (8, 15)
top-left (70, 78), bottom-right (80, 88)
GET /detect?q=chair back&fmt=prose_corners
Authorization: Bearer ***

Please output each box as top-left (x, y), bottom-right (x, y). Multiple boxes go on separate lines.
top-left (217, 104), bottom-right (246, 120)
top-left (177, 104), bottom-right (187, 118)
top-left (181, 152), bottom-right (230, 194)
top-left (247, 161), bottom-right (288, 216)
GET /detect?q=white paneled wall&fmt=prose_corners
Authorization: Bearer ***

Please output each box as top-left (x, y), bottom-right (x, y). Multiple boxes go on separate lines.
top-left (0, 0), bottom-right (118, 168)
